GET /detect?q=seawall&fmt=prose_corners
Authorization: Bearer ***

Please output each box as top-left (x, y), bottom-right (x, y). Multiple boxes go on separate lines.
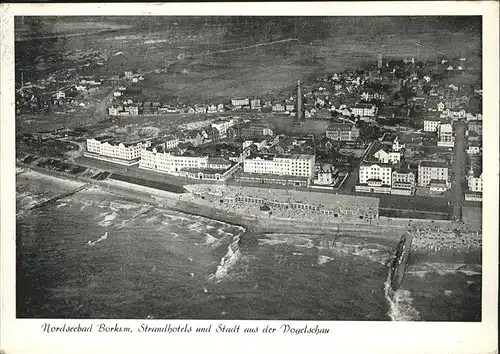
top-left (389, 233), bottom-right (414, 291)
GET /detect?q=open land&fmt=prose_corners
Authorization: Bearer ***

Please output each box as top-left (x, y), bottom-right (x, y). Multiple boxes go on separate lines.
top-left (16, 17), bottom-right (480, 134)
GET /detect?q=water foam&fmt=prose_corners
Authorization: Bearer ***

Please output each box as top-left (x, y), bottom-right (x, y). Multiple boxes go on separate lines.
top-left (318, 255), bottom-right (335, 265)
top-left (384, 272), bottom-right (421, 321)
top-left (205, 234), bottom-right (219, 245)
top-left (211, 234), bottom-right (241, 280)
top-left (98, 212), bottom-right (118, 227)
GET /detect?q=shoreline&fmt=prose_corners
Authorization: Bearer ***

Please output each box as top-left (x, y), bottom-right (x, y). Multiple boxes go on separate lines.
top-left (16, 165), bottom-right (482, 255)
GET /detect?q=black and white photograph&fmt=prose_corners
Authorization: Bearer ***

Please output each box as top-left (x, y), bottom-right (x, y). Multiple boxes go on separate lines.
top-left (1, 2), bottom-right (499, 354)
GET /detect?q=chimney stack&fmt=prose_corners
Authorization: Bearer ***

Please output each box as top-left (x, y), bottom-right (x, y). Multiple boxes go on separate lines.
top-left (297, 80), bottom-right (302, 120)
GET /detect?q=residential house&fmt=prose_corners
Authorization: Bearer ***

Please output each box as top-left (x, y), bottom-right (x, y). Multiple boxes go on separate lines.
top-left (250, 99), bottom-right (261, 110)
top-left (467, 167), bottom-right (483, 193)
top-left (195, 105), bottom-right (207, 114)
top-left (466, 145), bottom-right (481, 155)
top-left (391, 169), bottom-right (416, 196)
top-left (211, 119), bottom-right (236, 139)
top-left (128, 106), bottom-right (139, 115)
top-left (164, 135), bottom-right (179, 150)
top-left (423, 118), bottom-right (441, 132)
top-left (437, 123), bottom-right (454, 147)
top-left (325, 123), bottom-right (359, 142)
top-left (313, 163), bottom-right (338, 186)
top-left (108, 106), bottom-right (119, 116)
top-left (231, 98), bottom-right (249, 108)
top-left (183, 130), bottom-right (204, 147)
top-left (272, 102), bottom-right (286, 113)
top-left (467, 121), bottom-right (482, 135)
top-left (373, 147), bottom-right (401, 165)
top-left (351, 103), bottom-right (377, 119)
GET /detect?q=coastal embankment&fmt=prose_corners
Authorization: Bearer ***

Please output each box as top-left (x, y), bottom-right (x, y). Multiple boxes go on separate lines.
top-left (16, 165), bottom-right (482, 255)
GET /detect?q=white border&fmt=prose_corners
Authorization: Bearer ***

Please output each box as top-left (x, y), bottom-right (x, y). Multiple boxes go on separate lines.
top-left (1, 3), bottom-right (498, 354)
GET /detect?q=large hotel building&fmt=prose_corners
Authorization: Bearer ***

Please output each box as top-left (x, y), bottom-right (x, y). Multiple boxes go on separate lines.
top-left (139, 145), bottom-right (236, 181)
top-left (85, 136), bottom-right (151, 166)
top-left (236, 153), bottom-right (315, 187)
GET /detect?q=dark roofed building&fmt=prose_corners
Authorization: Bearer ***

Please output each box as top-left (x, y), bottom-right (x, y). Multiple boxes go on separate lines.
top-left (326, 123), bottom-right (359, 141)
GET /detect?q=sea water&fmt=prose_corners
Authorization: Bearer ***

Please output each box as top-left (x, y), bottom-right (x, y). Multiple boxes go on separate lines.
top-left (15, 177), bottom-right (481, 320)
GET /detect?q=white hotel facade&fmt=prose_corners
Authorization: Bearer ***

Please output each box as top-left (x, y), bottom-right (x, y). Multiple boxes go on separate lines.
top-left (140, 147), bottom-right (209, 174)
top-left (85, 136), bottom-right (151, 166)
top-left (243, 154), bottom-right (315, 179)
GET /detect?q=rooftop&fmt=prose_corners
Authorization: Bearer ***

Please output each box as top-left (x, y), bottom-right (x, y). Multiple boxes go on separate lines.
top-left (420, 160), bottom-right (449, 168)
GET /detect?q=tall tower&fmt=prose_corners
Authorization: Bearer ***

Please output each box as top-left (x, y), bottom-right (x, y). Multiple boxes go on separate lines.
top-left (377, 53), bottom-right (383, 69)
top-left (297, 80), bottom-right (302, 120)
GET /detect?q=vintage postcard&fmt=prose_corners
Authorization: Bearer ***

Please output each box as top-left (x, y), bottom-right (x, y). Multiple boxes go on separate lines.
top-left (1, 2), bottom-right (498, 354)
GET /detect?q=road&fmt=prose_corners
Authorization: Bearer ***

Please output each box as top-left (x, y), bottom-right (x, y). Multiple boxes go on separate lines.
top-left (450, 121), bottom-right (467, 221)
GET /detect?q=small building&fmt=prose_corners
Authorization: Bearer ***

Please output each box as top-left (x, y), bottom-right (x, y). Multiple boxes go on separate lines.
top-left (313, 163), bottom-right (338, 186)
top-left (325, 123), bottom-right (359, 142)
top-left (429, 179), bottom-right (448, 194)
top-left (391, 169), bottom-right (415, 196)
top-left (250, 99), bottom-right (261, 110)
top-left (423, 118), bottom-right (441, 132)
top-left (231, 98), bottom-right (249, 107)
top-left (272, 102), bottom-right (286, 113)
top-left (437, 123), bottom-right (454, 147)
top-left (164, 134), bottom-right (179, 150)
top-left (128, 106), bottom-right (139, 115)
top-left (108, 106), bottom-right (119, 116)
top-left (351, 103), bottom-right (377, 118)
top-left (467, 167), bottom-right (483, 193)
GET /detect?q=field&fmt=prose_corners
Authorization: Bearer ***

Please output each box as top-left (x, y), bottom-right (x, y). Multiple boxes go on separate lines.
top-left (15, 17), bottom-right (481, 134)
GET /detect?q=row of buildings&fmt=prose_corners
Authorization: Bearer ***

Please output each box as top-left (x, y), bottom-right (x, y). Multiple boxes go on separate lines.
top-left (354, 134), bottom-right (450, 196)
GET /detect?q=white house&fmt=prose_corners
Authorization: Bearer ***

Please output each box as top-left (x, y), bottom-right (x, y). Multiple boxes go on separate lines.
top-left (358, 163), bottom-right (392, 189)
top-left (211, 119), bottom-right (236, 139)
top-left (467, 168), bottom-right (483, 193)
top-left (373, 148), bottom-right (401, 164)
top-left (424, 119), bottom-right (441, 132)
top-left (231, 98), bottom-right (250, 107)
top-left (351, 103), bottom-right (377, 117)
top-left (466, 145), bottom-right (481, 155)
top-left (437, 123), bottom-right (454, 147)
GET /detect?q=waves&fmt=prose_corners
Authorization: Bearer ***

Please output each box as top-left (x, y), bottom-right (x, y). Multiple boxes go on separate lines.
top-left (384, 270), bottom-right (421, 321)
top-left (317, 255), bottom-right (334, 265)
top-left (87, 231), bottom-right (108, 247)
top-left (211, 231), bottom-right (244, 280)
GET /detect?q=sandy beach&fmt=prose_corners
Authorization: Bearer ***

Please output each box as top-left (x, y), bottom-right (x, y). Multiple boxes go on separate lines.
top-left (16, 166), bottom-right (482, 257)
